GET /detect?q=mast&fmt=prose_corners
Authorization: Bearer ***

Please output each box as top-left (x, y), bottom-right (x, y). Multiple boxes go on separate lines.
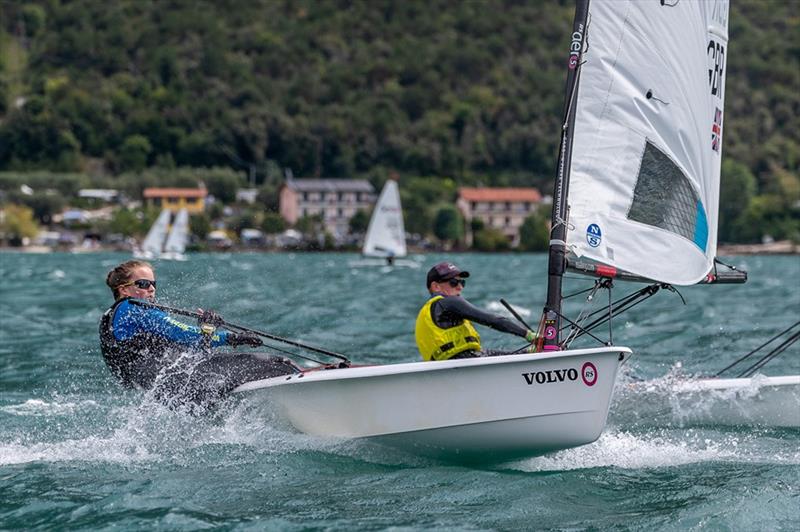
top-left (542, 0), bottom-right (590, 351)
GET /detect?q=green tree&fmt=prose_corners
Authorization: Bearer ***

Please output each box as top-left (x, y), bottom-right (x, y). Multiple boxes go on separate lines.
top-left (190, 212), bottom-right (211, 240)
top-left (261, 212), bottom-right (286, 234)
top-left (0, 204), bottom-right (39, 245)
top-left (206, 169), bottom-right (246, 204)
top-left (719, 160), bottom-right (756, 243)
top-left (295, 214), bottom-right (324, 236)
top-left (433, 205), bottom-right (463, 245)
top-left (119, 135), bottom-right (152, 172)
top-left (109, 207), bottom-right (142, 236)
top-left (257, 183), bottom-right (280, 211)
top-left (473, 227), bottom-right (510, 251)
top-left (348, 209), bottom-right (370, 233)
top-left (21, 5), bottom-right (46, 37)
top-left (519, 210), bottom-right (550, 251)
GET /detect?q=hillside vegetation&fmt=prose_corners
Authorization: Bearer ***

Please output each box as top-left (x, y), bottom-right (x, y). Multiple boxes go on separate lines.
top-left (0, 0), bottom-right (798, 243)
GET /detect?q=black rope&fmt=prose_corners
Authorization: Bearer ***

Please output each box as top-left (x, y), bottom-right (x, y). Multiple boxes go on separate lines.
top-left (564, 283), bottom-right (661, 328)
top-left (563, 280), bottom-right (605, 347)
top-left (548, 307), bottom-right (610, 347)
top-left (738, 331), bottom-right (800, 378)
top-left (562, 284), bottom-right (599, 300)
top-left (128, 299), bottom-right (351, 365)
top-left (714, 320), bottom-right (800, 377)
top-left (561, 284), bottom-right (665, 340)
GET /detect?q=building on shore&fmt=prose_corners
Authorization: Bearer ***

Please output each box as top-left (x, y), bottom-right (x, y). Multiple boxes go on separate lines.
top-left (143, 187), bottom-right (207, 213)
top-left (279, 178), bottom-right (375, 238)
top-left (456, 187), bottom-right (543, 247)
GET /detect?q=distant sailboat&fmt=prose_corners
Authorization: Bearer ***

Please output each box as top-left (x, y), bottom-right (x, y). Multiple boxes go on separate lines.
top-left (133, 208), bottom-right (190, 261)
top-left (161, 208), bottom-right (189, 261)
top-left (352, 180), bottom-right (418, 268)
top-left (134, 209), bottom-right (171, 259)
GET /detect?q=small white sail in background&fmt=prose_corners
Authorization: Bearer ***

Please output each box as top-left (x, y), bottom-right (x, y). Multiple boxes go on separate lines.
top-left (136, 209), bottom-right (171, 259)
top-left (161, 208), bottom-right (189, 260)
top-left (362, 180), bottom-right (407, 259)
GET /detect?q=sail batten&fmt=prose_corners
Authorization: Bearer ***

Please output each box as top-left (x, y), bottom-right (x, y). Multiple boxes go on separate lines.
top-left (565, 0), bottom-right (729, 286)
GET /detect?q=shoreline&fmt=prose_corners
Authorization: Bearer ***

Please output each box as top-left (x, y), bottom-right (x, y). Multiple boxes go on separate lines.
top-left (717, 240), bottom-right (799, 255)
top-left (3, 240), bottom-right (799, 255)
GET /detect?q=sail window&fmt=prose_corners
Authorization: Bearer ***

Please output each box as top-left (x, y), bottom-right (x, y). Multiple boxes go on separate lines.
top-left (627, 141), bottom-right (709, 252)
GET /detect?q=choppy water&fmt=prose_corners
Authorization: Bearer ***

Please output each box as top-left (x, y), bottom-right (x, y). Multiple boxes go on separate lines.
top-left (1, 252), bottom-right (798, 530)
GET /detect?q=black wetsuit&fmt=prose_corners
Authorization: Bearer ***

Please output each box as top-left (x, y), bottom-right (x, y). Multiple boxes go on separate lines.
top-left (429, 295), bottom-right (528, 359)
top-left (99, 298), bottom-right (299, 407)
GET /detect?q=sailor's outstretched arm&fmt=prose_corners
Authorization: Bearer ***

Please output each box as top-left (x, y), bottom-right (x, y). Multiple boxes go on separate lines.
top-left (437, 296), bottom-right (529, 337)
top-left (113, 299), bottom-right (229, 347)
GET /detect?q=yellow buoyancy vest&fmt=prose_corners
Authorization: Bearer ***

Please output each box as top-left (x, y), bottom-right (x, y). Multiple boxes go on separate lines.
top-left (415, 295), bottom-right (481, 361)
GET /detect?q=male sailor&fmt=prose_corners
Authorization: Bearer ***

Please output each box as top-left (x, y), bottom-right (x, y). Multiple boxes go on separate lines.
top-left (100, 260), bottom-right (298, 406)
top-left (415, 261), bottom-right (538, 361)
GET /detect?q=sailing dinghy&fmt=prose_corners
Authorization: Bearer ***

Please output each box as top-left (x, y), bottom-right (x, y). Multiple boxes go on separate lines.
top-left (234, 0), bottom-right (796, 455)
top-left (232, 0), bottom-right (653, 460)
top-left (350, 180), bottom-right (419, 268)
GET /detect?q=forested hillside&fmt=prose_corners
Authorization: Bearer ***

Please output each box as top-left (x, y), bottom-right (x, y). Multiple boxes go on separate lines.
top-left (0, 0), bottom-right (798, 242)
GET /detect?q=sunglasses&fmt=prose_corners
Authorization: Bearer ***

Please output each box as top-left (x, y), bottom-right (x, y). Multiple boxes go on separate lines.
top-left (447, 278), bottom-right (466, 288)
top-left (122, 279), bottom-right (157, 290)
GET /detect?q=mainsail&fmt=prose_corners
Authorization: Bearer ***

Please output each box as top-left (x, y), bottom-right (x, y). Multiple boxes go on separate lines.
top-left (362, 180), bottom-right (407, 258)
top-left (140, 209), bottom-right (172, 257)
top-left (564, 0), bottom-right (729, 286)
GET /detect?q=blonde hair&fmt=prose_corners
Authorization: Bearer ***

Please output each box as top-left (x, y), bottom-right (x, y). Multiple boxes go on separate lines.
top-left (106, 260), bottom-right (154, 300)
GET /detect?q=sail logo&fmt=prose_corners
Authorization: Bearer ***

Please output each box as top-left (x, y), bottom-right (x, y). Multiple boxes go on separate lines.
top-left (581, 362), bottom-right (598, 387)
top-left (586, 224), bottom-right (602, 247)
top-left (568, 24), bottom-right (584, 70)
top-left (522, 368), bottom-right (579, 385)
top-left (711, 107), bottom-right (723, 152)
top-left (707, 40), bottom-right (725, 98)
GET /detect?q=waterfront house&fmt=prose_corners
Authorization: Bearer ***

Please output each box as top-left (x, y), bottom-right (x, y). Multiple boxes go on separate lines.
top-left (456, 187), bottom-right (543, 247)
top-left (143, 187), bottom-right (207, 213)
top-left (279, 178), bottom-right (375, 238)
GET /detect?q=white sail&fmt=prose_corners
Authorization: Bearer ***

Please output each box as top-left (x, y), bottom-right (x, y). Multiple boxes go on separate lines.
top-left (139, 209), bottom-right (171, 257)
top-left (163, 208), bottom-right (189, 256)
top-left (362, 180), bottom-right (407, 258)
top-left (566, 0), bottom-right (729, 285)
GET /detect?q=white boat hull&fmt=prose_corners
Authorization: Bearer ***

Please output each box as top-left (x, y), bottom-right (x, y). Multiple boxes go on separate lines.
top-left (234, 347), bottom-right (632, 458)
top-left (348, 257), bottom-right (420, 269)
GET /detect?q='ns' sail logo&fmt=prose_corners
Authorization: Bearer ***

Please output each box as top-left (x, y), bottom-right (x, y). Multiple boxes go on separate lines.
top-left (586, 224), bottom-right (602, 248)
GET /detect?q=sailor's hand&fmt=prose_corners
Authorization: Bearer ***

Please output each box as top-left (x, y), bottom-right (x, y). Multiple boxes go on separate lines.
top-left (198, 309), bottom-right (224, 327)
top-left (227, 332), bottom-right (263, 347)
top-left (525, 329), bottom-right (538, 343)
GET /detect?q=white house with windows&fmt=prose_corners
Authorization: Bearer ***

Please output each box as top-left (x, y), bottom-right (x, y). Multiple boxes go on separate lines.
top-left (279, 178), bottom-right (375, 237)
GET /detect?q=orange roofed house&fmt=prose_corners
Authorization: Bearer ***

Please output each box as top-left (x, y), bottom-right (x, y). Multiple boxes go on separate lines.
top-left (457, 187), bottom-right (543, 247)
top-left (142, 187), bottom-right (207, 213)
